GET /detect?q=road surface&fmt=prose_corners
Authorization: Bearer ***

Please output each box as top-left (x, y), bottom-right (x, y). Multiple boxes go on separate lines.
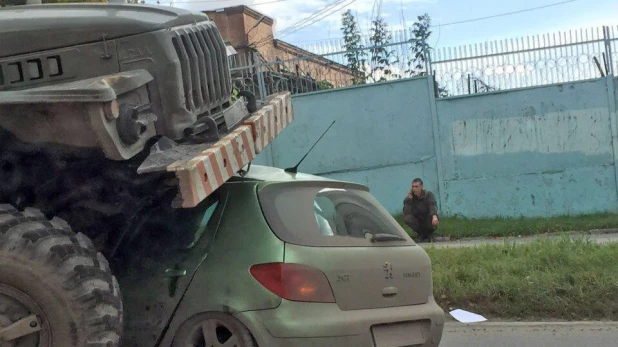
top-left (439, 321), bottom-right (618, 346)
top-left (419, 231), bottom-right (618, 248)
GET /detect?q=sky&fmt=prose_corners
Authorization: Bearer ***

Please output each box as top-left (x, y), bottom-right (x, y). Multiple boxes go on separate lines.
top-left (156, 0), bottom-right (618, 53)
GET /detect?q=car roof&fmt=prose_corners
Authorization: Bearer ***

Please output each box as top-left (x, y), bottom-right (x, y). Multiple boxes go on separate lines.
top-left (228, 165), bottom-right (368, 190)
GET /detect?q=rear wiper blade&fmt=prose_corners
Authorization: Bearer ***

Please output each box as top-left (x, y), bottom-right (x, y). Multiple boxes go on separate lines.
top-left (369, 233), bottom-right (407, 242)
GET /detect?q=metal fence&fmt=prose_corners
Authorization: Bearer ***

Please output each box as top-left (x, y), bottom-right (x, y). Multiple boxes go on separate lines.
top-left (228, 24), bottom-right (618, 99)
top-left (228, 50), bottom-right (366, 100)
top-left (432, 25), bottom-right (618, 96)
top-left (227, 34), bottom-right (429, 101)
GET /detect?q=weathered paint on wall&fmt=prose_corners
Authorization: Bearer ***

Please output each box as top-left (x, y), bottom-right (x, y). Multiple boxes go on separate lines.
top-left (437, 78), bottom-right (618, 217)
top-left (451, 113), bottom-right (610, 157)
top-left (443, 165), bottom-right (617, 217)
top-left (255, 76), bottom-right (618, 218)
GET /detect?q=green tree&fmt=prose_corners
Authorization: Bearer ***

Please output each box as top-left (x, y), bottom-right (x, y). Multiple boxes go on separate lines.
top-left (317, 79), bottom-right (334, 90)
top-left (407, 13), bottom-right (432, 76)
top-left (340, 10), bottom-right (367, 85)
top-left (406, 13), bottom-right (449, 97)
top-left (368, 17), bottom-right (396, 82)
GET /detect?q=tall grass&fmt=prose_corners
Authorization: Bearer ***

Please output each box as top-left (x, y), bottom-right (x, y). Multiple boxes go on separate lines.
top-left (395, 213), bottom-right (618, 239)
top-left (426, 237), bottom-right (618, 320)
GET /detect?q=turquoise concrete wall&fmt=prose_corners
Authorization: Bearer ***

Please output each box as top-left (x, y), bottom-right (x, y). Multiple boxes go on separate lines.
top-left (255, 77), bottom-right (439, 215)
top-left (255, 76), bottom-right (618, 218)
top-left (436, 78), bottom-right (618, 218)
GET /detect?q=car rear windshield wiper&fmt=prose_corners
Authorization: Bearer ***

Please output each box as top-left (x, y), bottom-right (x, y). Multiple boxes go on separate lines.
top-left (369, 233), bottom-right (407, 242)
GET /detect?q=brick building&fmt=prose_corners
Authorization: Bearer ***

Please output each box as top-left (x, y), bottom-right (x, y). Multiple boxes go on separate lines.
top-left (204, 5), bottom-right (355, 89)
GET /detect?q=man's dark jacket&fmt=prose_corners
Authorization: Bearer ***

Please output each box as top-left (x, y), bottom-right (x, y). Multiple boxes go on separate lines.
top-left (403, 190), bottom-right (438, 221)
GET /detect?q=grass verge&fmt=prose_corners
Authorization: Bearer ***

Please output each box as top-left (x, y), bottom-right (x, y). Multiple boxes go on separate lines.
top-left (425, 237), bottom-right (618, 320)
top-left (394, 212), bottom-right (618, 239)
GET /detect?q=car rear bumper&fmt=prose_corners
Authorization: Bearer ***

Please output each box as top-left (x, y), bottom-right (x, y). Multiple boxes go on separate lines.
top-left (234, 295), bottom-right (445, 347)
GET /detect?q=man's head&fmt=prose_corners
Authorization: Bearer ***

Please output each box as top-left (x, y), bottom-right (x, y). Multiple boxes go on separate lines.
top-left (411, 177), bottom-right (423, 196)
top-left (411, 178), bottom-right (424, 197)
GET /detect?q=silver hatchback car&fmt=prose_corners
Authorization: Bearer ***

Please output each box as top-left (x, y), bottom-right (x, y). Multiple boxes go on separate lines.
top-left (119, 165), bottom-right (445, 347)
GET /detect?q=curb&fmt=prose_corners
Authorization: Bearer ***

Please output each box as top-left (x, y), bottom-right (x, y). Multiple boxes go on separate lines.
top-left (445, 321), bottom-right (618, 329)
top-left (431, 228), bottom-right (618, 243)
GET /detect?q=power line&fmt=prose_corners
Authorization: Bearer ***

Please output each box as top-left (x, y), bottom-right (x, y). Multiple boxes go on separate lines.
top-left (437, 0), bottom-right (579, 27)
top-left (249, 0), bottom-right (356, 50)
top-left (279, 0), bottom-right (357, 39)
top-left (278, 0), bottom-right (349, 36)
top-left (247, 0), bottom-right (346, 48)
top-left (249, 0), bottom-right (354, 48)
top-left (286, 0), bottom-right (582, 44)
top-left (251, 0), bottom-right (354, 49)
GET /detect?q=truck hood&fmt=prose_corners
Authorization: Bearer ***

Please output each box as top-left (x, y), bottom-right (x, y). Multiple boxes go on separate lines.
top-left (0, 4), bottom-right (210, 58)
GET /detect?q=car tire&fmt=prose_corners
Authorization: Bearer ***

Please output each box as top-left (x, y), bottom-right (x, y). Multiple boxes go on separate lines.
top-left (171, 312), bottom-right (257, 347)
top-left (0, 205), bottom-right (123, 346)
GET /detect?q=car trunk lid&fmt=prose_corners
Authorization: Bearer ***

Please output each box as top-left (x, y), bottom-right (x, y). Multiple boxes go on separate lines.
top-left (257, 181), bottom-right (434, 310)
top-left (284, 243), bottom-right (432, 310)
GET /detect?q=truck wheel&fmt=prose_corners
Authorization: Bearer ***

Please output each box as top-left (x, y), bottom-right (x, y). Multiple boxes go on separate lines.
top-left (0, 205), bottom-right (123, 346)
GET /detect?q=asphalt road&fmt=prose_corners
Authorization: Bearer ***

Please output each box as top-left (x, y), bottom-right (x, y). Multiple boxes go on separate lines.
top-left (439, 322), bottom-right (618, 346)
top-left (419, 231), bottom-right (618, 248)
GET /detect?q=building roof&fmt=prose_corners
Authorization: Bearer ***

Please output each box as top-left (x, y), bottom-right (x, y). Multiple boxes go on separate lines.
top-left (204, 5), bottom-right (353, 75)
top-left (273, 40), bottom-right (352, 73)
top-left (205, 5), bottom-right (274, 26)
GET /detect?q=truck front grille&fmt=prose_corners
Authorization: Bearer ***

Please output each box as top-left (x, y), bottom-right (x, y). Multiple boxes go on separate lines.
top-left (172, 23), bottom-right (232, 113)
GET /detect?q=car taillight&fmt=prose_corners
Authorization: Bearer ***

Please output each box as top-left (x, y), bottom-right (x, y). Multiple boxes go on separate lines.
top-left (250, 263), bottom-right (336, 303)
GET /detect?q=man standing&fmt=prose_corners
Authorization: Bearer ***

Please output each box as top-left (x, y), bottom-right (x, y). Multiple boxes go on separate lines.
top-left (403, 178), bottom-right (439, 242)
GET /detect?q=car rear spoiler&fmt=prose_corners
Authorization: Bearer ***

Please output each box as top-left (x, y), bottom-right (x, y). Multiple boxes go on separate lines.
top-left (138, 91), bottom-right (294, 208)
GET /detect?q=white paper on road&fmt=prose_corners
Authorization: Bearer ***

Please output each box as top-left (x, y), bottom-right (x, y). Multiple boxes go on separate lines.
top-left (449, 309), bottom-right (488, 323)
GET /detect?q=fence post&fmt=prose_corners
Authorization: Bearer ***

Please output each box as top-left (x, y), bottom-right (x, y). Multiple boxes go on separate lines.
top-left (603, 26), bottom-right (618, 203)
top-left (604, 26), bottom-right (615, 76)
top-left (424, 41), bottom-right (433, 76)
top-left (254, 52), bottom-right (268, 101)
top-left (426, 73), bottom-right (447, 214)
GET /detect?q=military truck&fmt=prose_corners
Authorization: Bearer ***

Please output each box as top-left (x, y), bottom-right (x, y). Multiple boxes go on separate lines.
top-left (0, 3), bottom-right (293, 346)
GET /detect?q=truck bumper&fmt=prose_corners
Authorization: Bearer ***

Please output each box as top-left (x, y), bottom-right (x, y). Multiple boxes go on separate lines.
top-left (143, 91), bottom-right (294, 208)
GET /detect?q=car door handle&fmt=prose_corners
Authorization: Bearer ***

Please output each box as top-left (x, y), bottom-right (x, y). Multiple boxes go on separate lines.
top-left (382, 287), bottom-right (398, 297)
top-left (165, 267), bottom-right (187, 298)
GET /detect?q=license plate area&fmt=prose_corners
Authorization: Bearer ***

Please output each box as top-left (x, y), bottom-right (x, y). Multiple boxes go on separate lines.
top-left (371, 320), bottom-right (430, 347)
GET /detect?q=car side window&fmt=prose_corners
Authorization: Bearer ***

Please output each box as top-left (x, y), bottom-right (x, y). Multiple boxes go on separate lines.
top-left (188, 200), bottom-right (219, 247)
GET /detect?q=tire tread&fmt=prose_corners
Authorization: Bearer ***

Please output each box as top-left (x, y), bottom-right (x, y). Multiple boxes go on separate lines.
top-left (0, 204), bottom-right (123, 346)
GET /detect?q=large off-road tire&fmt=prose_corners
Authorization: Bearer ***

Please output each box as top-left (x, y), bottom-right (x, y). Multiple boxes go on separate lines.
top-left (0, 205), bottom-right (123, 346)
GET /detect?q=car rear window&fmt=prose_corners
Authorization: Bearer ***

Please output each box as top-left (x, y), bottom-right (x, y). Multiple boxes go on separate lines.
top-left (258, 182), bottom-right (413, 247)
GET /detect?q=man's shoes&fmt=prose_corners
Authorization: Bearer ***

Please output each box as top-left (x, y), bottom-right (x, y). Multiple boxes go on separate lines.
top-left (414, 235), bottom-right (436, 243)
